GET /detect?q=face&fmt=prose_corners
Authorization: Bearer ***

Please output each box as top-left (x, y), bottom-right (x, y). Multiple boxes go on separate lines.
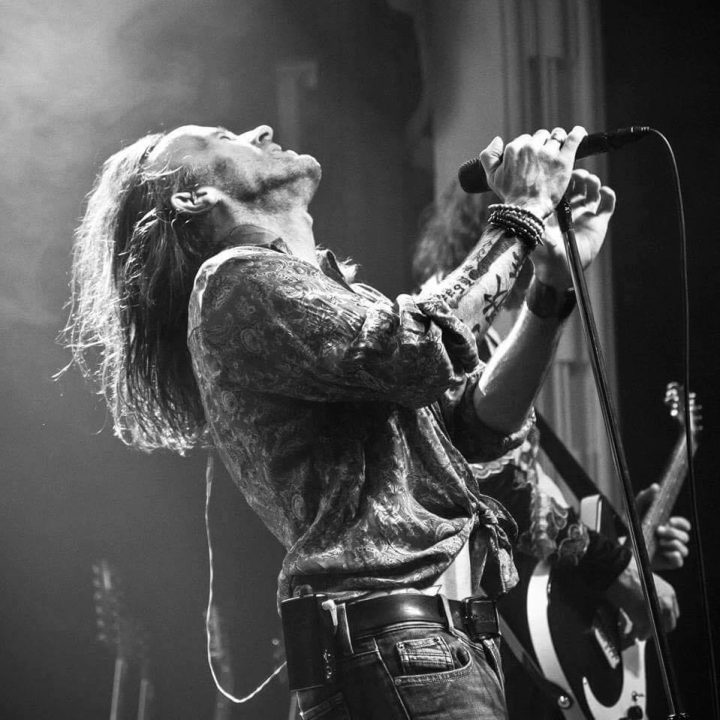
top-left (147, 124), bottom-right (321, 201)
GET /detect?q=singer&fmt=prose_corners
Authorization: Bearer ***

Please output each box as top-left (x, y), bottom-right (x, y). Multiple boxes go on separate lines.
top-left (64, 123), bottom-right (613, 718)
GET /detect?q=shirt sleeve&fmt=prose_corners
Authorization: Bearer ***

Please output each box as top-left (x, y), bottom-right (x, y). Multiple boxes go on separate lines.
top-left (436, 368), bottom-right (534, 462)
top-left (194, 246), bottom-right (482, 408)
top-left (474, 457), bottom-right (631, 593)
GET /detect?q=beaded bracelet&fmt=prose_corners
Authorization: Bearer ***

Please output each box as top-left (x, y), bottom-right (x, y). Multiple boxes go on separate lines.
top-left (487, 203), bottom-right (545, 249)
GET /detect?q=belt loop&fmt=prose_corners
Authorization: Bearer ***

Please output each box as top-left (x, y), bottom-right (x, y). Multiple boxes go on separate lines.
top-left (438, 594), bottom-right (461, 638)
top-left (333, 602), bottom-right (354, 655)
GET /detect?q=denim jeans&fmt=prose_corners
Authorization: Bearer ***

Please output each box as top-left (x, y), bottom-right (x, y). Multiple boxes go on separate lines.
top-left (296, 620), bottom-right (508, 719)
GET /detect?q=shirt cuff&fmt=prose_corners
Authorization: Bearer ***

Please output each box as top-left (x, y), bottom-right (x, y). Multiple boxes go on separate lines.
top-left (573, 530), bottom-right (633, 594)
top-left (451, 374), bottom-right (536, 462)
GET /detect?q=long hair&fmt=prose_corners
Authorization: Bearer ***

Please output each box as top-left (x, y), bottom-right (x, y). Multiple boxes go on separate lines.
top-left (63, 133), bottom-right (216, 453)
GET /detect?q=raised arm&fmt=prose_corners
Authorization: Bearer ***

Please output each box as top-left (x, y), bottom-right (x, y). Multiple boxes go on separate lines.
top-left (415, 127), bottom-right (617, 435)
top-left (473, 165), bottom-right (616, 433)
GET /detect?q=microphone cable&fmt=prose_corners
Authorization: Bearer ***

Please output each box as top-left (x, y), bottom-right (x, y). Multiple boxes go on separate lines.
top-left (649, 128), bottom-right (720, 720)
top-left (203, 453), bottom-right (287, 706)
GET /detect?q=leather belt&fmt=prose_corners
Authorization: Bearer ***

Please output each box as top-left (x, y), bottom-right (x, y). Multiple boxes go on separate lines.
top-left (344, 593), bottom-right (499, 641)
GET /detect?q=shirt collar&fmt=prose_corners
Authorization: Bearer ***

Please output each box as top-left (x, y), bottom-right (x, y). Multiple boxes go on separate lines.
top-left (219, 224), bottom-right (288, 253)
top-left (218, 224), bottom-right (351, 289)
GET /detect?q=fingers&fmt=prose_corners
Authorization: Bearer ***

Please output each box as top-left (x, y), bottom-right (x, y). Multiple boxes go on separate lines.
top-left (656, 528), bottom-right (690, 564)
top-left (545, 127), bottom-right (568, 149)
top-left (570, 169), bottom-right (601, 208)
top-left (479, 136), bottom-right (505, 173)
top-left (480, 125), bottom-right (598, 216)
top-left (525, 127), bottom-right (569, 152)
top-left (667, 515), bottom-right (692, 532)
top-left (657, 536), bottom-right (690, 559)
top-left (657, 523), bottom-right (691, 545)
top-left (662, 599), bottom-right (679, 632)
top-left (562, 125), bottom-right (588, 159)
top-left (654, 519), bottom-right (691, 569)
top-left (655, 576), bottom-right (680, 632)
top-left (597, 186), bottom-right (616, 217)
top-left (565, 170), bottom-right (616, 220)
top-left (533, 128), bottom-right (552, 145)
top-left (635, 483), bottom-right (660, 515)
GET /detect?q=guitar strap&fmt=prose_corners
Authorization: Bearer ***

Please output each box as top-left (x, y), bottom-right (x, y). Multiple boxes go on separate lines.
top-left (535, 411), bottom-right (599, 500)
top-left (497, 613), bottom-right (577, 709)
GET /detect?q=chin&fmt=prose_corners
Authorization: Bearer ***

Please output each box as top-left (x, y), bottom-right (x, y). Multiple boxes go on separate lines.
top-left (295, 152), bottom-right (321, 177)
top-left (258, 155), bottom-right (322, 201)
top-left (290, 154), bottom-right (322, 193)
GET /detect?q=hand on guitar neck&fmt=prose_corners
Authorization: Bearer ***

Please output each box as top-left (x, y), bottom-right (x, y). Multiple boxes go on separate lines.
top-left (602, 483), bottom-right (692, 641)
top-left (636, 483), bottom-right (692, 571)
top-left (604, 486), bottom-right (691, 640)
top-left (602, 382), bottom-right (697, 642)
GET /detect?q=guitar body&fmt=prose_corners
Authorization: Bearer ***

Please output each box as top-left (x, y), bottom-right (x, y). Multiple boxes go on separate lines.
top-left (530, 559), bottom-right (646, 719)
top-left (498, 382), bottom-right (700, 720)
top-left (499, 553), bottom-right (645, 720)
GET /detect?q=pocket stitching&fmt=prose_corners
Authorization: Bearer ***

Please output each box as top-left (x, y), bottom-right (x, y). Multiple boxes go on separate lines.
top-left (397, 635), bottom-right (454, 673)
top-left (299, 691), bottom-right (349, 720)
top-left (393, 646), bottom-right (473, 686)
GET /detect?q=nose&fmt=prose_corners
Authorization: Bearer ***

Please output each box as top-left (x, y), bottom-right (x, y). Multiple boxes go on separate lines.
top-left (243, 125), bottom-right (274, 147)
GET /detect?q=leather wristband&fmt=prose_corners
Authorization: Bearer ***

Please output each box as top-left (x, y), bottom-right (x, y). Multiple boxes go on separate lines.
top-left (525, 277), bottom-right (576, 320)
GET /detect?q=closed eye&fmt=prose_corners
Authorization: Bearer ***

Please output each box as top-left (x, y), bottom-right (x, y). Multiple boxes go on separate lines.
top-left (215, 127), bottom-right (236, 141)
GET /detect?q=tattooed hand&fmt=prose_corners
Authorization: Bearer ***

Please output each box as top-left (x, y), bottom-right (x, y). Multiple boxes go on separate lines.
top-left (479, 126), bottom-right (586, 219)
top-left (533, 168), bottom-right (617, 289)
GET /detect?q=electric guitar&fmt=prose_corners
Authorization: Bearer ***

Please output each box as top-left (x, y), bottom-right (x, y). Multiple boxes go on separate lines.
top-left (499, 383), bottom-right (701, 720)
top-left (93, 559), bottom-right (154, 720)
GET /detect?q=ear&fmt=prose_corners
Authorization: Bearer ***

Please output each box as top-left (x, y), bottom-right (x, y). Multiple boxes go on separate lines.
top-left (170, 186), bottom-right (223, 216)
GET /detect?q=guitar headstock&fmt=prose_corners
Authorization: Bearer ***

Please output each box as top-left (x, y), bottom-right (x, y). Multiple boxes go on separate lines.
top-left (92, 559), bottom-right (149, 664)
top-left (664, 381), bottom-right (703, 436)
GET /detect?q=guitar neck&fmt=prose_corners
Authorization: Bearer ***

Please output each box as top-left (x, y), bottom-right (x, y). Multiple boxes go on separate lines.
top-left (642, 431), bottom-right (696, 555)
top-left (137, 662), bottom-right (155, 720)
top-left (109, 656), bottom-right (129, 720)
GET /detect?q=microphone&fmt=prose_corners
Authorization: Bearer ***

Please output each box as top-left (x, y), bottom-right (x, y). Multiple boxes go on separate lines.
top-left (458, 126), bottom-right (652, 193)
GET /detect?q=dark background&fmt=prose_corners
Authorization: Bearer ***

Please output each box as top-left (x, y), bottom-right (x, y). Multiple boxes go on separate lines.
top-left (603, 2), bottom-right (720, 716)
top-left (1, 1), bottom-right (718, 719)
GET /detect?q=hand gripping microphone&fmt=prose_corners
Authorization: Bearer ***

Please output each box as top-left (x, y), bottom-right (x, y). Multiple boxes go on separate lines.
top-left (458, 126), bottom-right (651, 193)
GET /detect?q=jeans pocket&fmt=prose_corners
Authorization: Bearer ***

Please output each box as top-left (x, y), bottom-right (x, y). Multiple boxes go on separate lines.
top-left (393, 634), bottom-right (473, 686)
top-left (396, 635), bottom-right (455, 675)
top-left (388, 631), bottom-right (508, 719)
top-left (298, 690), bottom-right (351, 720)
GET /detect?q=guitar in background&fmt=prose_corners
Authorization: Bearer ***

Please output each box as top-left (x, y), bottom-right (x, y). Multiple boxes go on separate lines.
top-left (499, 382), bottom-right (701, 720)
top-left (208, 602), bottom-right (235, 720)
top-left (208, 602), bottom-right (293, 720)
top-left (93, 559), bottom-right (155, 720)
top-left (577, 383), bottom-right (701, 719)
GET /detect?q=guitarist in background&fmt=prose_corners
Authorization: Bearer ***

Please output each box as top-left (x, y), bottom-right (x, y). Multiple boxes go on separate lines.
top-left (413, 180), bottom-right (692, 719)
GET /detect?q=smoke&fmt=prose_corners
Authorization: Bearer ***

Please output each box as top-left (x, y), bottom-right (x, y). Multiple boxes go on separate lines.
top-left (0, 0), bottom-right (259, 327)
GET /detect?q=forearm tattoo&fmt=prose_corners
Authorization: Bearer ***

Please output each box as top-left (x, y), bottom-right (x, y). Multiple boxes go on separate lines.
top-left (421, 225), bottom-right (532, 337)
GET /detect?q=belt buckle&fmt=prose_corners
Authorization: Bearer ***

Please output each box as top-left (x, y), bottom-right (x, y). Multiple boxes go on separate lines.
top-left (461, 596), bottom-right (499, 641)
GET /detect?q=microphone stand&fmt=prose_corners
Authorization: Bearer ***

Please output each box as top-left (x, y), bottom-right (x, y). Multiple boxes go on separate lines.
top-left (555, 196), bottom-right (689, 720)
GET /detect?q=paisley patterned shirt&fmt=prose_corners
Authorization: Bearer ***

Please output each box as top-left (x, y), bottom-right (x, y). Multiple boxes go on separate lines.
top-left (474, 336), bottom-right (632, 592)
top-left (187, 227), bottom-right (528, 602)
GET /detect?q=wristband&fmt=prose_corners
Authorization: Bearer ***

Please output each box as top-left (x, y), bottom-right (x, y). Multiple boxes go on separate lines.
top-left (525, 277), bottom-right (576, 320)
